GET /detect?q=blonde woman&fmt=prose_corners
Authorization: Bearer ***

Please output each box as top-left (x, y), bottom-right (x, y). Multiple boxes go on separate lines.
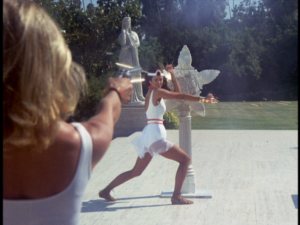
top-left (3, 0), bottom-right (133, 224)
top-left (99, 65), bottom-right (203, 204)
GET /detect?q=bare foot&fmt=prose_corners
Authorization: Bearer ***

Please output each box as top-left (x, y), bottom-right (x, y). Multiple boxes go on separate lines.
top-left (171, 195), bottom-right (193, 205)
top-left (99, 190), bottom-right (117, 201)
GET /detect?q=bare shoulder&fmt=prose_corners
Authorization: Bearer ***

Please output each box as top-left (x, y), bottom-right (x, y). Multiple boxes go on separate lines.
top-left (80, 121), bottom-right (112, 147)
top-left (156, 88), bottom-right (169, 94)
top-left (155, 88), bottom-right (180, 100)
top-left (57, 121), bottom-right (112, 170)
top-left (54, 122), bottom-right (81, 151)
top-left (155, 88), bottom-right (172, 96)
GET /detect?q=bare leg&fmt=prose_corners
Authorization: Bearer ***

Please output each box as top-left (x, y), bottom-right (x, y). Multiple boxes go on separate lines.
top-left (99, 153), bottom-right (152, 201)
top-left (160, 145), bottom-right (193, 204)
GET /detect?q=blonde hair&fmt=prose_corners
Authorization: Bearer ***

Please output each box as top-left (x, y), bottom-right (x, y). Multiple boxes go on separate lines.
top-left (3, 0), bottom-right (87, 154)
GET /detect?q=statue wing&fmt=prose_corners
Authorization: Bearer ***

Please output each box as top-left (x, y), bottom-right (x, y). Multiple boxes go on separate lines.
top-left (164, 99), bottom-right (181, 113)
top-left (189, 101), bottom-right (206, 117)
top-left (194, 70), bottom-right (220, 95)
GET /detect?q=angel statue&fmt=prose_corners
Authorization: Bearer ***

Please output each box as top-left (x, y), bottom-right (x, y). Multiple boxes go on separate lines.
top-left (165, 45), bottom-right (220, 116)
top-left (118, 17), bottom-right (145, 103)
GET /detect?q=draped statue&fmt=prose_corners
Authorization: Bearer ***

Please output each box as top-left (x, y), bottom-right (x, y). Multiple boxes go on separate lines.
top-left (118, 17), bottom-right (145, 103)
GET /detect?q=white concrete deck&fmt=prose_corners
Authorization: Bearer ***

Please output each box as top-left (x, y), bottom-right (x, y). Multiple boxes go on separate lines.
top-left (80, 130), bottom-right (298, 225)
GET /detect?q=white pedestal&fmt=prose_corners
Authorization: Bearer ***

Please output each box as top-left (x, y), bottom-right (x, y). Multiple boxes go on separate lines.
top-left (161, 104), bottom-right (212, 198)
top-left (181, 164), bottom-right (196, 193)
top-left (113, 102), bottom-right (147, 138)
top-left (179, 112), bottom-right (195, 193)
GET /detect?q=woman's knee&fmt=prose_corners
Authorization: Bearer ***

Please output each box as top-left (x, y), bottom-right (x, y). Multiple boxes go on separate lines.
top-left (183, 154), bottom-right (191, 164)
top-left (177, 152), bottom-right (190, 164)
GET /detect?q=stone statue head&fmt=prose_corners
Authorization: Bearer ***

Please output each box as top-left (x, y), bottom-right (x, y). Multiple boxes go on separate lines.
top-left (122, 17), bottom-right (131, 30)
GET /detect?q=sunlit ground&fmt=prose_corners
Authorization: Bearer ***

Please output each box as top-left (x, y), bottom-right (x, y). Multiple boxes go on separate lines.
top-left (172, 101), bottom-right (298, 130)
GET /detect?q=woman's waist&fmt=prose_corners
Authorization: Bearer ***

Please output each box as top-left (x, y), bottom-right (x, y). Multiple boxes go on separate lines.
top-left (147, 118), bottom-right (164, 125)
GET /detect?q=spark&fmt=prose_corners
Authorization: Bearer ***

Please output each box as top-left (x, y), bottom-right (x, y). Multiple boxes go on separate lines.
top-left (163, 70), bottom-right (172, 80)
top-left (131, 78), bottom-right (145, 83)
top-left (116, 62), bottom-right (134, 69)
top-left (116, 62), bottom-right (148, 74)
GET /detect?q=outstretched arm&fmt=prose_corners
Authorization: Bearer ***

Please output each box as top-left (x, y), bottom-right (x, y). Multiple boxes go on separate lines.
top-left (165, 64), bottom-right (181, 93)
top-left (80, 78), bottom-right (133, 170)
top-left (156, 88), bottom-right (200, 102)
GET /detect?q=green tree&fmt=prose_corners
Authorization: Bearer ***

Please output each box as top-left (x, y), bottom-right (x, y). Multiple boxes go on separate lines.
top-left (34, 0), bottom-right (142, 121)
top-left (35, 0), bottom-right (298, 108)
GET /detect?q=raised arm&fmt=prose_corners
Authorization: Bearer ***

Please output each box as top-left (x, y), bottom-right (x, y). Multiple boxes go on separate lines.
top-left (80, 78), bottom-right (133, 170)
top-left (165, 64), bottom-right (181, 93)
top-left (119, 30), bottom-right (132, 50)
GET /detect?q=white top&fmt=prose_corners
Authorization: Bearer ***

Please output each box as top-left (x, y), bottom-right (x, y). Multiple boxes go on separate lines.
top-left (3, 123), bottom-right (93, 225)
top-left (146, 89), bottom-right (166, 120)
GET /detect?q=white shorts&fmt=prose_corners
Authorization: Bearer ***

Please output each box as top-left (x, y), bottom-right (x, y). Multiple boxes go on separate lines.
top-left (131, 124), bottom-right (174, 158)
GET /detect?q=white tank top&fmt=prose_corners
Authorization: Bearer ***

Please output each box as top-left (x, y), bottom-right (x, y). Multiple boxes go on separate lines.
top-left (146, 89), bottom-right (166, 120)
top-left (3, 123), bottom-right (92, 225)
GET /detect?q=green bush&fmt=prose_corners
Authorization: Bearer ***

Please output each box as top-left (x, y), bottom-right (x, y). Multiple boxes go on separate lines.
top-left (68, 72), bottom-right (112, 122)
top-left (163, 111), bottom-right (179, 129)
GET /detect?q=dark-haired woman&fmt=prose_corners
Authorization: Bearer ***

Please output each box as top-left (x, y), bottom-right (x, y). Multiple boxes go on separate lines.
top-left (99, 64), bottom-right (203, 204)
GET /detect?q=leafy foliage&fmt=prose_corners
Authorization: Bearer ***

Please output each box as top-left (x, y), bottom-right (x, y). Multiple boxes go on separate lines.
top-left (138, 37), bottom-right (164, 70)
top-left (35, 0), bottom-right (298, 122)
top-left (163, 111), bottom-right (179, 129)
top-left (34, 0), bottom-right (142, 121)
top-left (67, 72), bottom-right (111, 122)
